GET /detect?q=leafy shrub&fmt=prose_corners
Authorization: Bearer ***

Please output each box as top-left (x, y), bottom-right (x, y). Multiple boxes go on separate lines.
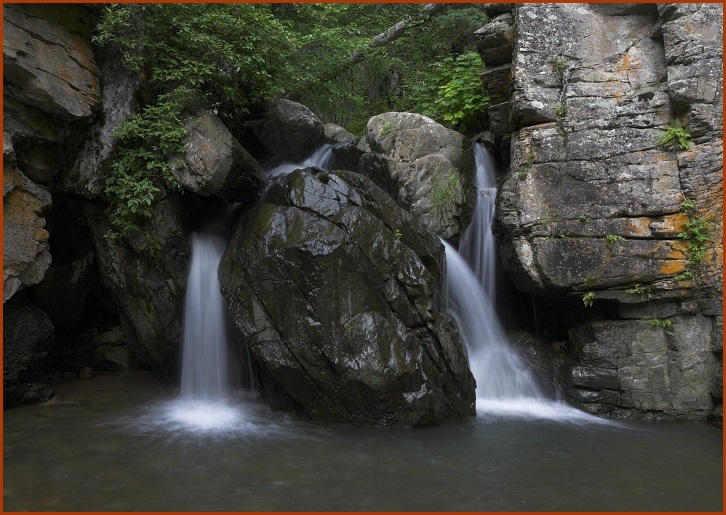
top-left (94, 4), bottom-right (292, 237)
top-left (409, 52), bottom-right (489, 131)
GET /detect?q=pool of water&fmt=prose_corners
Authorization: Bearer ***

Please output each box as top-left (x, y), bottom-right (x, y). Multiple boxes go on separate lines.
top-left (3, 371), bottom-right (722, 511)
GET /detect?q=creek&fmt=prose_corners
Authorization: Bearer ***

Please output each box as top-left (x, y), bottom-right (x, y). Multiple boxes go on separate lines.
top-left (3, 371), bottom-right (722, 511)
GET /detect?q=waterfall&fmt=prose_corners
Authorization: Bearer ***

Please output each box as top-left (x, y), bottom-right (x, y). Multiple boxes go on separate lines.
top-left (180, 232), bottom-right (230, 401)
top-left (445, 142), bottom-right (558, 415)
top-left (266, 144), bottom-right (334, 178)
top-left (458, 143), bottom-right (498, 301)
top-left (444, 240), bottom-right (543, 402)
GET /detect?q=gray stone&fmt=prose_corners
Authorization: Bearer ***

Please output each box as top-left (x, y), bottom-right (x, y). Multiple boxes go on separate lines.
top-left (3, 4), bottom-right (100, 120)
top-left (475, 12), bottom-right (514, 67)
top-left (361, 112), bottom-right (476, 242)
top-left (324, 123), bottom-right (358, 143)
top-left (254, 98), bottom-right (325, 162)
top-left (173, 109), bottom-right (264, 204)
top-left (93, 345), bottom-right (131, 372)
top-left (58, 47), bottom-right (140, 198)
top-left (3, 300), bottom-right (54, 384)
top-left (81, 191), bottom-right (188, 374)
top-left (219, 168), bottom-right (475, 426)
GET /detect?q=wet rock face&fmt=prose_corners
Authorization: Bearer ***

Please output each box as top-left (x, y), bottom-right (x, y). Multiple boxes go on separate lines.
top-left (359, 112), bottom-right (477, 242)
top-left (3, 300), bottom-right (55, 405)
top-left (254, 99), bottom-right (325, 162)
top-left (567, 317), bottom-right (720, 420)
top-left (220, 168), bottom-right (475, 426)
top-left (477, 4), bottom-right (722, 421)
top-left (173, 109), bottom-right (265, 204)
top-left (81, 194), bottom-right (189, 375)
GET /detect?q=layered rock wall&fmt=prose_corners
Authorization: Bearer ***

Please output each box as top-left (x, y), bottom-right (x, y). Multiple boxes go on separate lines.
top-left (477, 3), bottom-right (722, 421)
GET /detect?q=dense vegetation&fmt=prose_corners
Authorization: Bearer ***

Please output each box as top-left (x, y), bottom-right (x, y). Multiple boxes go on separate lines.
top-left (93, 3), bottom-right (490, 236)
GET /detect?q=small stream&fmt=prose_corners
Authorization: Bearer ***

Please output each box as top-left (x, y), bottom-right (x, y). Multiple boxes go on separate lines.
top-left (3, 371), bottom-right (722, 511)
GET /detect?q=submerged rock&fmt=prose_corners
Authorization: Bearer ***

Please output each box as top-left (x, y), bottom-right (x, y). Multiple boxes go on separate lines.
top-left (220, 168), bottom-right (475, 426)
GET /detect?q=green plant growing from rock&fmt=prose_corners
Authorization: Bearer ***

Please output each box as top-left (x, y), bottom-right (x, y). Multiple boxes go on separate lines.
top-left (606, 234), bottom-right (626, 246)
top-left (393, 228), bottom-right (403, 240)
top-left (646, 317), bottom-right (672, 328)
top-left (626, 283), bottom-right (650, 299)
top-left (659, 120), bottom-right (692, 151)
top-left (674, 197), bottom-right (713, 282)
top-left (431, 171), bottom-right (461, 212)
top-left (582, 291), bottom-right (596, 308)
top-left (516, 149), bottom-right (535, 180)
top-left (380, 120), bottom-right (395, 137)
top-left (554, 104), bottom-right (567, 119)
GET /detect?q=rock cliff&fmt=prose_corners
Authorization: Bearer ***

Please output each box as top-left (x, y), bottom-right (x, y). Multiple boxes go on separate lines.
top-left (478, 3), bottom-right (722, 422)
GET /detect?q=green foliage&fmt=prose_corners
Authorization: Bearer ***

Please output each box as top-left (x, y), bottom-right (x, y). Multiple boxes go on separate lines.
top-left (278, 5), bottom-right (489, 134)
top-left (431, 171), bottom-right (461, 212)
top-left (680, 198), bottom-right (697, 213)
top-left (674, 197), bottom-right (713, 281)
top-left (582, 291), bottom-right (596, 308)
top-left (393, 229), bottom-right (403, 240)
top-left (678, 216), bottom-right (712, 265)
top-left (626, 283), bottom-right (646, 296)
top-left (554, 104), bottom-right (567, 119)
top-left (94, 4), bottom-right (292, 237)
top-left (658, 121), bottom-right (692, 151)
top-left (103, 97), bottom-right (186, 238)
top-left (408, 52), bottom-right (489, 131)
top-left (578, 215), bottom-right (590, 223)
top-left (647, 317), bottom-right (673, 328)
top-left (606, 234), bottom-right (626, 245)
top-left (380, 121), bottom-right (395, 137)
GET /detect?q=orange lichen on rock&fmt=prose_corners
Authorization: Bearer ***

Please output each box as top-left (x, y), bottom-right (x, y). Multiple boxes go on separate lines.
top-left (659, 240), bottom-right (689, 275)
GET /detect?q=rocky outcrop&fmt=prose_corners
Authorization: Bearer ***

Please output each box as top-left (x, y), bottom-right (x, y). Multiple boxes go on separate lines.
top-left (477, 3), bottom-right (722, 421)
top-left (172, 109), bottom-right (265, 204)
top-left (3, 142), bottom-right (52, 301)
top-left (3, 299), bottom-right (55, 405)
top-left (253, 98), bottom-right (325, 162)
top-left (219, 168), bottom-right (476, 426)
top-left (358, 112), bottom-right (477, 242)
top-left (81, 193), bottom-right (189, 374)
top-left (3, 4), bottom-right (99, 120)
top-left (3, 5), bottom-right (100, 301)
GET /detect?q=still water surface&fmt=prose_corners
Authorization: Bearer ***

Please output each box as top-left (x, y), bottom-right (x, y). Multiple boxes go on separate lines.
top-left (3, 371), bottom-right (722, 511)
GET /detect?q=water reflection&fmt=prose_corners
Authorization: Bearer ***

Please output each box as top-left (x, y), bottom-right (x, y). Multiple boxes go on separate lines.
top-left (3, 372), bottom-right (722, 512)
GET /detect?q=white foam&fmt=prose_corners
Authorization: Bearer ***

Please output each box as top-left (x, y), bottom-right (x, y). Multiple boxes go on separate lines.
top-left (476, 398), bottom-right (616, 425)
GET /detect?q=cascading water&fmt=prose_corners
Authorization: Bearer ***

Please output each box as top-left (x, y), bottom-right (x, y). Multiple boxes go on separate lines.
top-left (458, 142), bottom-right (498, 301)
top-left (266, 144), bottom-right (334, 178)
top-left (180, 232), bottom-right (230, 402)
top-left (162, 230), bottom-right (246, 432)
top-left (445, 142), bottom-right (602, 422)
top-left (444, 240), bottom-right (543, 402)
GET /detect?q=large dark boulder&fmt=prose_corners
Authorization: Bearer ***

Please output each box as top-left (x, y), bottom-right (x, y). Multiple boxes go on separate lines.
top-left (253, 99), bottom-right (325, 162)
top-left (172, 109), bottom-right (265, 204)
top-left (219, 168), bottom-right (475, 426)
top-left (3, 300), bottom-right (55, 405)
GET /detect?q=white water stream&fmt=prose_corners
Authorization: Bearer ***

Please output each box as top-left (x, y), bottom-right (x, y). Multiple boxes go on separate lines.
top-left (266, 144), bottom-right (334, 178)
top-left (445, 142), bottom-right (597, 421)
